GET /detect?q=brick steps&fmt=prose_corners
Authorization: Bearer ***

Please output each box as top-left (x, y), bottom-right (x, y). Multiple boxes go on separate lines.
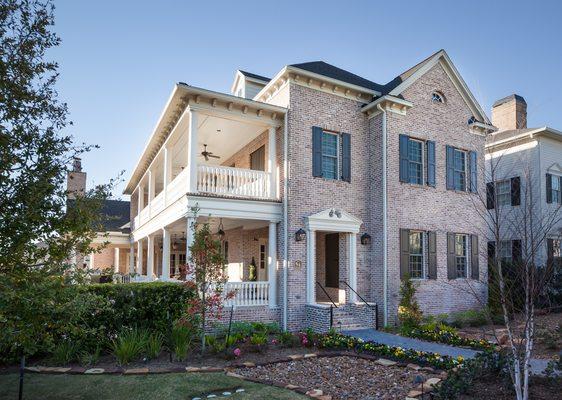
top-left (332, 308), bottom-right (369, 331)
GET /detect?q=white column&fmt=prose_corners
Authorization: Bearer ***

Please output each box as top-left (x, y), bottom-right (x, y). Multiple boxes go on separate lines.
top-left (89, 252), bottom-right (95, 270)
top-left (163, 146), bottom-right (171, 206)
top-left (129, 243), bottom-right (135, 274)
top-left (186, 216), bottom-right (196, 280)
top-left (187, 109), bottom-right (199, 193)
top-left (306, 229), bottom-right (316, 304)
top-left (348, 232), bottom-right (357, 303)
top-left (138, 185), bottom-right (144, 214)
top-left (147, 234), bottom-right (154, 279)
top-left (161, 228), bottom-right (171, 280)
top-left (136, 239), bottom-right (143, 275)
top-left (267, 126), bottom-right (277, 199)
top-left (114, 247), bottom-right (120, 273)
top-left (268, 222), bottom-right (278, 308)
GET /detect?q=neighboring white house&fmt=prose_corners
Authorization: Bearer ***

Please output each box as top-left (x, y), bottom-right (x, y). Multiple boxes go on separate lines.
top-left (486, 94), bottom-right (562, 268)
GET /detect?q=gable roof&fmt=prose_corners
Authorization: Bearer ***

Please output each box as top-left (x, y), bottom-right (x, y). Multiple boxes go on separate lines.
top-left (289, 61), bottom-right (385, 93)
top-left (486, 126), bottom-right (562, 148)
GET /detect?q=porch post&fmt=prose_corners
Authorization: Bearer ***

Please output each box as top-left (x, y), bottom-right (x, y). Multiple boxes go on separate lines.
top-left (348, 233), bottom-right (357, 303)
top-left (306, 229), bottom-right (316, 304)
top-left (187, 109), bottom-right (199, 193)
top-left (267, 126), bottom-right (277, 199)
top-left (129, 242), bottom-right (135, 274)
top-left (268, 221), bottom-right (277, 308)
top-left (114, 247), bottom-right (120, 273)
top-left (186, 216), bottom-right (196, 279)
top-left (89, 252), bottom-right (95, 270)
top-left (147, 234), bottom-right (155, 279)
top-left (148, 170), bottom-right (155, 217)
top-left (136, 238), bottom-right (143, 275)
top-left (163, 146), bottom-right (171, 206)
top-left (161, 228), bottom-right (171, 280)
top-left (137, 185), bottom-right (144, 215)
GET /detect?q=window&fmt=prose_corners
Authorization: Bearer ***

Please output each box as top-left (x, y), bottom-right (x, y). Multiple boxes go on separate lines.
top-left (453, 149), bottom-right (467, 191)
top-left (259, 244), bottom-right (266, 270)
top-left (548, 239), bottom-right (561, 268)
top-left (552, 176), bottom-right (561, 204)
top-left (499, 240), bottom-right (512, 263)
top-left (432, 92), bottom-right (444, 103)
top-left (496, 180), bottom-right (511, 206)
top-left (322, 131), bottom-right (339, 180)
top-left (408, 139), bottom-right (424, 184)
top-left (455, 234), bottom-right (468, 278)
top-left (468, 116), bottom-right (477, 125)
top-left (409, 231), bottom-right (424, 278)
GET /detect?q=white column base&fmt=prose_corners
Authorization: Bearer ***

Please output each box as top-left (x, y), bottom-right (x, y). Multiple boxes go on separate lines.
top-left (306, 229), bottom-right (316, 305)
top-left (268, 221), bottom-right (278, 308)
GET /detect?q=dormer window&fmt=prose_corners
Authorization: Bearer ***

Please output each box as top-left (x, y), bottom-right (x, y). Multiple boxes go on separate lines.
top-left (432, 91), bottom-right (445, 103)
top-left (468, 116), bottom-right (477, 125)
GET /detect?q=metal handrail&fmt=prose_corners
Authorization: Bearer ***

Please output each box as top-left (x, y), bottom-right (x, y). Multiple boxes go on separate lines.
top-left (316, 281), bottom-right (338, 329)
top-left (340, 280), bottom-right (379, 330)
top-left (315, 281), bottom-right (338, 308)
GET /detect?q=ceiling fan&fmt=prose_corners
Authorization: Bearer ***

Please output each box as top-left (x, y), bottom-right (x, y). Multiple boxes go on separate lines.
top-left (200, 144), bottom-right (220, 161)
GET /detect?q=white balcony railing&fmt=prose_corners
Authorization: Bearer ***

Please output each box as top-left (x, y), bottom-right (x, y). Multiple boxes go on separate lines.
top-left (197, 165), bottom-right (271, 200)
top-left (167, 168), bottom-right (189, 204)
top-left (224, 281), bottom-right (269, 307)
top-left (151, 191), bottom-right (165, 216)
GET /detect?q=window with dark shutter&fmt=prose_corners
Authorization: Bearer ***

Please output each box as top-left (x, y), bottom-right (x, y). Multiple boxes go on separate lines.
top-left (469, 151), bottom-right (477, 192)
top-left (511, 177), bottom-right (521, 206)
top-left (512, 239), bottom-right (522, 265)
top-left (426, 141), bottom-right (436, 187)
top-left (447, 233), bottom-right (456, 279)
top-left (546, 173), bottom-right (553, 203)
top-left (399, 135), bottom-right (409, 183)
top-left (488, 241), bottom-right (496, 266)
top-left (471, 234), bottom-right (479, 280)
top-left (446, 146), bottom-right (455, 190)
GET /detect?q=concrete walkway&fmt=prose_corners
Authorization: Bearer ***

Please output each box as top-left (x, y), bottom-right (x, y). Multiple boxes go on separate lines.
top-left (342, 328), bottom-right (551, 375)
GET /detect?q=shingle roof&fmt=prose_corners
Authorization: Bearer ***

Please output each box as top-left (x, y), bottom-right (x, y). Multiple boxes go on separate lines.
top-left (239, 70), bottom-right (270, 82)
top-left (99, 200), bottom-right (130, 233)
top-left (486, 128), bottom-right (535, 144)
top-left (289, 61), bottom-right (385, 93)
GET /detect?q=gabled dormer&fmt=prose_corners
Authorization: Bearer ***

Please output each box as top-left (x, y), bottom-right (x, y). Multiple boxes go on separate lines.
top-left (231, 70), bottom-right (270, 99)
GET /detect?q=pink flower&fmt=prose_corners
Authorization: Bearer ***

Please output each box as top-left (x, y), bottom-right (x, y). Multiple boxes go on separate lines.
top-left (301, 336), bottom-right (308, 346)
top-left (271, 339), bottom-right (278, 345)
top-left (233, 348), bottom-right (241, 357)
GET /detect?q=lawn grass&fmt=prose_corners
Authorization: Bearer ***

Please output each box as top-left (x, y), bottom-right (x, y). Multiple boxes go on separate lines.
top-left (0, 372), bottom-right (307, 400)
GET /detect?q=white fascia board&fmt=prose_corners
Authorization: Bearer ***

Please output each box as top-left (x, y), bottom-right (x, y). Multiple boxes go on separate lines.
top-left (230, 70), bottom-right (244, 94)
top-left (485, 127), bottom-right (562, 149)
top-left (361, 95), bottom-right (414, 114)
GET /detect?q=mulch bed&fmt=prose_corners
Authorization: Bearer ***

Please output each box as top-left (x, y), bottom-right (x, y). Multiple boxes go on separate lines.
top-left (235, 355), bottom-right (442, 400)
top-left (459, 374), bottom-right (562, 400)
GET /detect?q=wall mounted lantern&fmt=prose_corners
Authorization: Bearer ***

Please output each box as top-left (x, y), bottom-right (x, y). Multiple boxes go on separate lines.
top-left (360, 233), bottom-right (372, 245)
top-left (217, 218), bottom-right (225, 240)
top-left (295, 228), bottom-right (306, 242)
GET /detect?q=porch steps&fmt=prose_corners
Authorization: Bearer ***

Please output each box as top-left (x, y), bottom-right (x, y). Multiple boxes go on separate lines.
top-left (332, 308), bottom-right (368, 331)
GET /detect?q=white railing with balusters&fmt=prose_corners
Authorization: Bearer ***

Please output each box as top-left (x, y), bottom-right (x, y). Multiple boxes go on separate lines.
top-left (151, 191), bottom-right (165, 216)
top-left (167, 168), bottom-right (189, 204)
top-left (224, 281), bottom-right (270, 307)
top-left (197, 165), bottom-right (271, 200)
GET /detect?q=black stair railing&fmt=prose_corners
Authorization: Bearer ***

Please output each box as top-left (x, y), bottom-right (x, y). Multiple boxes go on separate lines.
top-left (315, 281), bottom-right (338, 328)
top-left (340, 280), bottom-right (379, 330)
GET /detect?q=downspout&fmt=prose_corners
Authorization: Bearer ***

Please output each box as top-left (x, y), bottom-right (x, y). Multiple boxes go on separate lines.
top-left (377, 103), bottom-right (388, 327)
top-left (282, 111), bottom-right (289, 331)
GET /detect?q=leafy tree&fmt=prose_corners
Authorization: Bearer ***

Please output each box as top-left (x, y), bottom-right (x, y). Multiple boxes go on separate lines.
top-left (0, 0), bottom-right (112, 361)
top-left (398, 275), bottom-right (422, 332)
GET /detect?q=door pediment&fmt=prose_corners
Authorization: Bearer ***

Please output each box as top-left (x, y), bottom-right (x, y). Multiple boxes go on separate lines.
top-left (305, 208), bottom-right (362, 233)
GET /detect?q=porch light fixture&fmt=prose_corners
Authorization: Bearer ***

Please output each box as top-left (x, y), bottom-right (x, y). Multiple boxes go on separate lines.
top-left (217, 218), bottom-right (225, 240)
top-left (295, 228), bottom-right (306, 242)
top-left (361, 233), bottom-right (372, 245)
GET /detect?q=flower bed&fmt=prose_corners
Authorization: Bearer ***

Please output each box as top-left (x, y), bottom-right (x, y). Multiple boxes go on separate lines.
top-left (405, 326), bottom-right (494, 351)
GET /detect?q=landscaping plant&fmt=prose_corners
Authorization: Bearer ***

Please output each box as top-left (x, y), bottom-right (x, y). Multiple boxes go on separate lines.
top-left (397, 275), bottom-right (422, 334)
top-left (112, 329), bottom-right (148, 365)
top-left (145, 333), bottom-right (164, 360)
top-left (170, 322), bottom-right (193, 361)
top-left (51, 341), bottom-right (79, 366)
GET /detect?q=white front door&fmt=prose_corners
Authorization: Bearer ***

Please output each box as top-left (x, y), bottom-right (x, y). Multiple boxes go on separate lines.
top-left (257, 239), bottom-right (268, 281)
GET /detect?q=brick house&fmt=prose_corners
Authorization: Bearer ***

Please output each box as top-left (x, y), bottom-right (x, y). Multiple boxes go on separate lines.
top-left (486, 94), bottom-right (562, 268)
top-left (67, 158), bottom-right (132, 274)
top-left (123, 49), bottom-right (494, 331)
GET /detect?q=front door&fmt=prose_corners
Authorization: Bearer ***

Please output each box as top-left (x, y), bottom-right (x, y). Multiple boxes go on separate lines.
top-left (325, 233), bottom-right (339, 288)
top-left (257, 239), bottom-right (268, 281)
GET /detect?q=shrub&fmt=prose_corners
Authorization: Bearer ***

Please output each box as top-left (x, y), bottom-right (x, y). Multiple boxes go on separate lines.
top-left (249, 332), bottom-right (268, 352)
top-left (145, 333), bottom-right (163, 360)
top-left (276, 331), bottom-right (295, 347)
top-left (51, 341), bottom-right (79, 365)
top-left (205, 335), bottom-right (226, 354)
top-left (112, 328), bottom-right (148, 365)
top-left (170, 322), bottom-right (193, 361)
top-left (398, 276), bottom-right (422, 332)
top-left (79, 346), bottom-right (101, 366)
top-left (449, 309), bottom-right (488, 328)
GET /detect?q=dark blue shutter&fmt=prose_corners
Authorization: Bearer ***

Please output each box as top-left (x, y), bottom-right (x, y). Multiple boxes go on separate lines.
top-left (446, 145), bottom-right (455, 190)
top-left (312, 126), bottom-right (323, 177)
top-left (399, 134), bottom-right (409, 183)
top-left (469, 151), bottom-right (477, 192)
top-left (546, 173), bottom-right (553, 203)
top-left (426, 140), bottom-right (436, 187)
top-left (486, 182), bottom-right (495, 209)
top-left (341, 133), bottom-right (351, 182)
top-left (511, 177), bottom-right (521, 206)
top-left (512, 240), bottom-right (522, 265)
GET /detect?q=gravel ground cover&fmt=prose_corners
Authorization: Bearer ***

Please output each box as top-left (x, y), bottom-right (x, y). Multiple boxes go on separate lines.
top-left (236, 355), bottom-right (441, 400)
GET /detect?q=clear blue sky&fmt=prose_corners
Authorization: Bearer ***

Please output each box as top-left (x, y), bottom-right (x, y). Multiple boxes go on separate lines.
top-left (51, 0), bottom-right (562, 198)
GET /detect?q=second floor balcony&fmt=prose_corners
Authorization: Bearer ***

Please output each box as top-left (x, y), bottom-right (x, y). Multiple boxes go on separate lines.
top-left (129, 89), bottom-right (284, 232)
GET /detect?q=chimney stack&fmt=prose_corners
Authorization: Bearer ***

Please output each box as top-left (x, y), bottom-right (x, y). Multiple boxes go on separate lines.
top-left (67, 157), bottom-right (87, 199)
top-left (491, 94), bottom-right (527, 132)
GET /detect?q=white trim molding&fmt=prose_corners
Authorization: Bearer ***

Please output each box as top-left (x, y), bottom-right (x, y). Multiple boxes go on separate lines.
top-left (305, 208), bottom-right (362, 233)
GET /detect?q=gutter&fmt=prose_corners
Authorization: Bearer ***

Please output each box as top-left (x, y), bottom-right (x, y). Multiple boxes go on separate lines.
top-left (282, 111), bottom-right (289, 331)
top-left (377, 103), bottom-right (388, 327)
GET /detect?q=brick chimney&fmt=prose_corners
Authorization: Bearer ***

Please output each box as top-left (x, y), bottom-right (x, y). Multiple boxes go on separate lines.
top-left (491, 94), bottom-right (527, 131)
top-left (67, 157), bottom-right (87, 199)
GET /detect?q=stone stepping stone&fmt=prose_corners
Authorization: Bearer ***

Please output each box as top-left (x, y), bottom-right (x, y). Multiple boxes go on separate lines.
top-left (222, 392), bottom-right (232, 396)
top-left (84, 368), bottom-right (105, 374)
top-left (235, 388), bottom-right (245, 393)
top-left (375, 358), bottom-right (397, 366)
top-left (124, 367), bottom-right (149, 374)
top-left (39, 367), bottom-right (71, 373)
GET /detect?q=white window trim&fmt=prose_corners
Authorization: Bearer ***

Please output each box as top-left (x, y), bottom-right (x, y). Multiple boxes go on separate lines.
top-left (454, 233), bottom-right (469, 278)
top-left (408, 138), bottom-right (425, 186)
top-left (499, 240), bottom-right (512, 263)
top-left (453, 148), bottom-right (468, 192)
top-left (408, 230), bottom-right (426, 280)
top-left (432, 91), bottom-right (445, 103)
top-left (321, 130), bottom-right (341, 180)
top-left (496, 179), bottom-right (511, 207)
